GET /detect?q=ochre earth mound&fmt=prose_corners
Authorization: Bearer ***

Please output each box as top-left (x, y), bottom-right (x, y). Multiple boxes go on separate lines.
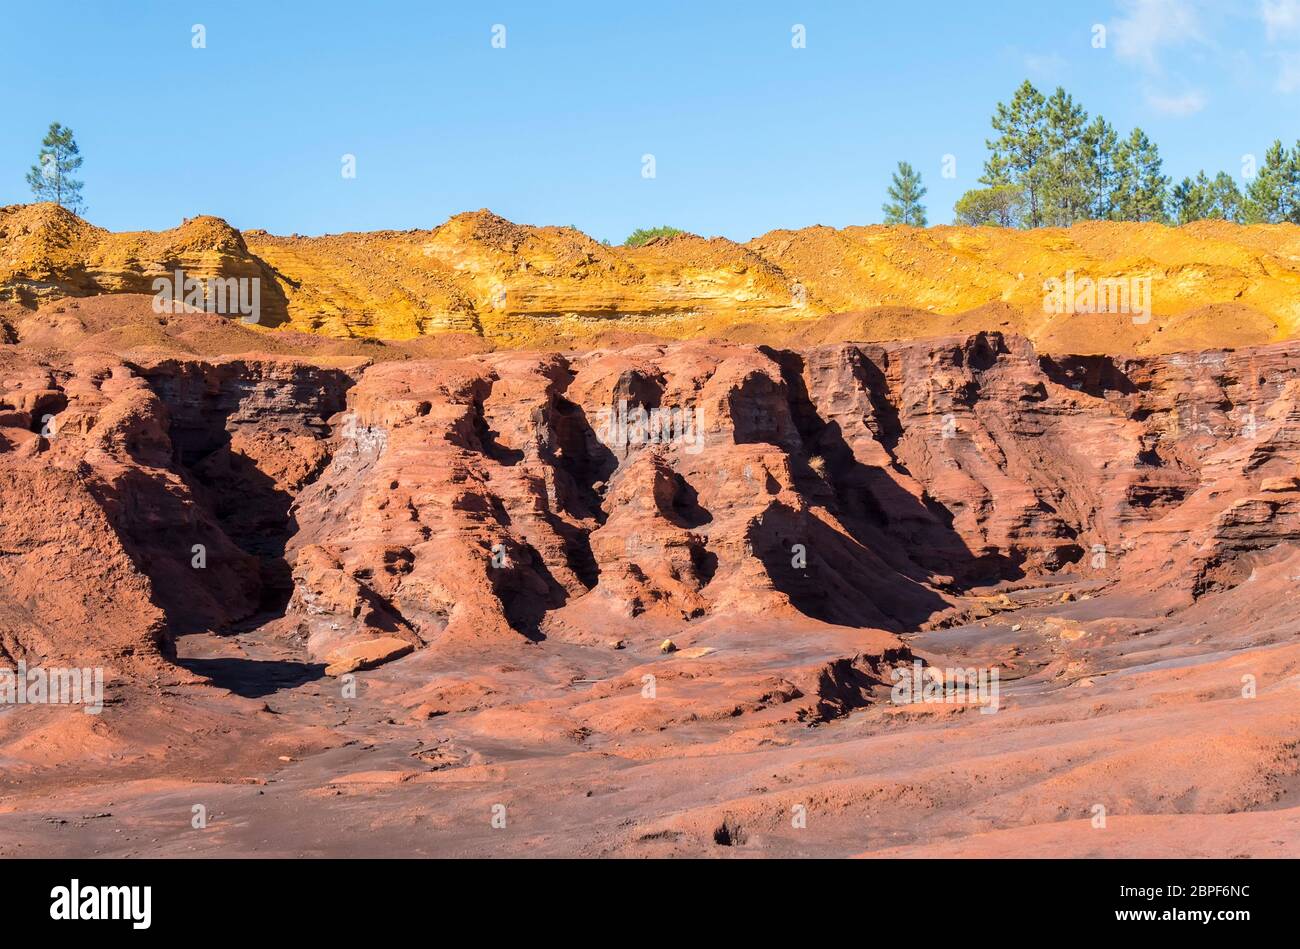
top-left (5, 204), bottom-right (1300, 354)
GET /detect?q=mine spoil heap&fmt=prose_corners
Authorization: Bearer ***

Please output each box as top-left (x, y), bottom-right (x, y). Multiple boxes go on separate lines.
top-left (2, 205), bottom-right (1299, 858)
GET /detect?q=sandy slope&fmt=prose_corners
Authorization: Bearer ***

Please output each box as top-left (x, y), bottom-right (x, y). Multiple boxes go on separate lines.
top-left (5, 204), bottom-right (1300, 353)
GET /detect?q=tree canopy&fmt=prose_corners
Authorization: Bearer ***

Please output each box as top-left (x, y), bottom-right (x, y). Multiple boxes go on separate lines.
top-left (882, 161), bottom-right (928, 226)
top-left (951, 80), bottom-right (1292, 227)
top-left (26, 122), bottom-right (85, 214)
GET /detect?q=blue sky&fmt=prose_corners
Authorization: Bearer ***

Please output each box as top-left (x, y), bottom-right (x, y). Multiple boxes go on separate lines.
top-left (2, 1), bottom-right (1297, 241)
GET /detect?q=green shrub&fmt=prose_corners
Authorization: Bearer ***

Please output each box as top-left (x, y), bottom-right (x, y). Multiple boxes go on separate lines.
top-left (624, 225), bottom-right (684, 247)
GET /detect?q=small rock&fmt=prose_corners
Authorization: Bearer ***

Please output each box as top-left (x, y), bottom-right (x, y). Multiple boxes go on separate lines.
top-left (1059, 591), bottom-right (1076, 603)
top-left (1260, 476), bottom-right (1299, 493)
top-left (323, 636), bottom-right (415, 676)
top-left (608, 639), bottom-right (625, 650)
top-left (1011, 624), bottom-right (1022, 632)
top-left (659, 639), bottom-right (677, 654)
top-left (676, 646), bottom-right (714, 659)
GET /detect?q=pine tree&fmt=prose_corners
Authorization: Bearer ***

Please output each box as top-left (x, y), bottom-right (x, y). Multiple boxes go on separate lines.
top-left (1084, 116), bottom-right (1121, 220)
top-left (1038, 88), bottom-right (1094, 225)
top-left (1208, 172), bottom-right (1245, 222)
top-left (1171, 171), bottom-right (1244, 224)
top-left (982, 81), bottom-right (1048, 226)
top-left (970, 80), bottom-right (1300, 229)
top-left (1169, 176), bottom-right (1200, 223)
top-left (1244, 140), bottom-right (1299, 223)
top-left (25, 122), bottom-right (85, 214)
top-left (882, 161), bottom-right (928, 226)
top-left (1112, 128), bottom-right (1169, 222)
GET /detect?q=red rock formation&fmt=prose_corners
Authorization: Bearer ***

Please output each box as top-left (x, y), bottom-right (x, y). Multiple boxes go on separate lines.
top-left (6, 318), bottom-right (1300, 859)
top-left (8, 325), bottom-right (1300, 676)
top-left (0, 349), bottom-right (352, 666)
top-left (276, 331), bottom-right (1300, 666)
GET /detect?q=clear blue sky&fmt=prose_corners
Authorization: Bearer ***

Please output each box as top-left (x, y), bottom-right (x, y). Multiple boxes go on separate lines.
top-left (2, 1), bottom-right (1296, 241)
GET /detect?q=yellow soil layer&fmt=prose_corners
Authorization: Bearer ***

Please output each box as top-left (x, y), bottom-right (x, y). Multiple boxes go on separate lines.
top-left (4, 203), bottom-right (1300, 355)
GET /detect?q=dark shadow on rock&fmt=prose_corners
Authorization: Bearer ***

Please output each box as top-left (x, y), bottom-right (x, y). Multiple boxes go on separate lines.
top-left (471, 393), bottom-right (525, 465)
top-left (136, 361), bottom-right (355, 625)
top-left (247, 256), bottom-right (294, 329)
top-left (545, 394), bottom-right (617, 523)
top-left (689, 537), bottom-right (719, 588)
top-left (762, 347), bottom-right (1027, 608)
top-left (613, 369), bottom-right (665, 413)
top-left (729, 370), bottom-right (797, 447)
top-left (664, 470), bottom-right (712, 529)
top-left (175, 656), bottom-right (326, 698)
top-left (1039, 354), bottom-right (1140, 397)
top-left (83, 466), bottom-right (263, 636)
top-left (492, 539), bottom-right (568, 642)
top-left (748, 500), bottom-right (952, 630)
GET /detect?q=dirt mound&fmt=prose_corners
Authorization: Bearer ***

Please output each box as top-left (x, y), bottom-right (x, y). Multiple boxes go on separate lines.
top-left (4, 293), bottom-right (497, 364)
top-left (11, 204), bottom-right (1300, 354)
top-left (0, 204), bottom-right (281, 325)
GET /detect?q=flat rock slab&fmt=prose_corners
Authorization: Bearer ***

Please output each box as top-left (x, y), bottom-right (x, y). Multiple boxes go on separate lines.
top-left (323, 637), bottom-right (415, 677)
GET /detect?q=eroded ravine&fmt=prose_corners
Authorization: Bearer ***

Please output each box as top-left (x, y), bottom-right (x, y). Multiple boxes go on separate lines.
top-left (3, 328), bottom-right (1300, 857)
